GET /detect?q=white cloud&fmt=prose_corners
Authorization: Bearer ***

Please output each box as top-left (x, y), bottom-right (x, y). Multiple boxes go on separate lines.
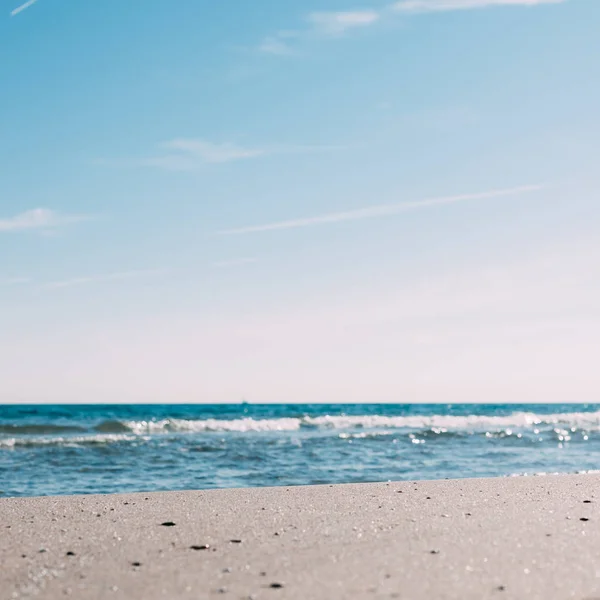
top-left (258, 0), bottom-right (566, 55)
top-left (40, 269), bottom-right (166, 290)
top-left (10, 0), bottom-right (38, 16)
top-left (258, 9), bottom-right (381, 54)
top-left (0, 208), bottom-right (90, 233)
top-left (392, 0), bottom-right (567, 13)
top-left (218, 184), bottom-right (543, 235)
top-left (307, 10), bottom-right (381, 35)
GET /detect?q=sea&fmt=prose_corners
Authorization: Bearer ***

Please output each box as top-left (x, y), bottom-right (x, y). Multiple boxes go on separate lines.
top-left (1, 404), bottom-right (600, 498)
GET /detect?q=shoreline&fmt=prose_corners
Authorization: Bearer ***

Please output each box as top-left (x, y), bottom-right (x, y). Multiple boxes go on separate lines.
top-left (2, 475), bottom-right (600, 599)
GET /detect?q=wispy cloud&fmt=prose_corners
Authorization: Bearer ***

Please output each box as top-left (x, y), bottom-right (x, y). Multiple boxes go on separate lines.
top-left (145, 139), bottom-right (266, 169)
top-left (211, 258), bottom-right (258, 269)
top-left (138, 139), bottom-right (344, 171)
top-left (258, 0), bottom-right (567, 54)
top-left (307, 10), bottom-right (381, 35)
top-left (259, 9), bottom-right (381, 54)
top-left (257, 30), bottom-right (300, 55)
top-left (259, 37), bottom-right (294, 55)
top-left (40, 269), bottom-right (166, 290)
top-left (392, 0), bottom-right (566, 13)
top-left (0, 208), bottom-right (91, 233)
top-left (10, 0), bottom-right (38, 16)
top-left (217, 184), bottom-right (543, 235)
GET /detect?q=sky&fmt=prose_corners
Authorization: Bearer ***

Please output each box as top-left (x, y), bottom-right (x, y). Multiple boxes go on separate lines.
top-left (1, 0), bottom-right (599, 403)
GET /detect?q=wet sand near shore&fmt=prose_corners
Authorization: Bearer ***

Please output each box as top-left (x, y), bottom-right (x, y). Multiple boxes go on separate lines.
top-left (2, 474), bottom-right (600, 599)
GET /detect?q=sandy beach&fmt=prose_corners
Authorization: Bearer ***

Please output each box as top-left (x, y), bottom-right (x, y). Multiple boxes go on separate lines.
top-left (2, 474), bottom-right (599, 599)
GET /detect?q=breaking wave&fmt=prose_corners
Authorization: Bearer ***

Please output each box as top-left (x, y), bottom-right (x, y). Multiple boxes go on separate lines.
top-left (0, 434), bottom-right (138, 448)
top-left (97, 411), bottom-right (600, 434)
top-left (3, 411), bottom-right (600, 449)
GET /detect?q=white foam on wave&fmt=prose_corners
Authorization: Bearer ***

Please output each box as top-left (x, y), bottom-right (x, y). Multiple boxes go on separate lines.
top-left (0, 434), bottom-right (137, 448)
top-left (117, 410), bottom-right (600, 434)
top-left (3, 410), bottom-right (600, 449)
top-left (303, 411), bottom-right (600, 431)
top-left (123, 417), bottom-right (302, 434)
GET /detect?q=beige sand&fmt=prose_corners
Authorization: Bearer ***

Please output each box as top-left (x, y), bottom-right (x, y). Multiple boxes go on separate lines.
top-left (1, 474), bottom-right (600, 599)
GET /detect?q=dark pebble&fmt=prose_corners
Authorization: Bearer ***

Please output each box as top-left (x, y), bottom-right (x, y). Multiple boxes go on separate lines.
top-left (21, 554), bottom-right (27, 558)
top-left (230, 539), bottom-right (242, 544)
top-left (584, 500), bottom-right (592, 503)
top-left (269, 583), bottom-right (284, 589)
top-left (580, 518), bottom-right (590, 522)
top-left (190, 545), bottom-right (210, 550)
top-left (39, 548), bottom-right (46, 553)
top-left (426, 497), bottom-right (431, 500)
top-left (430, 550), bottom-right (440, 554)
top-left (66, 551), bottom-right (76, 556)
top-left (497, 585), bottom-right (506, 591)
top-left (260, 571), bottom-right (267, 576)
top-left (161, 522), bottom-right (176, 527)
top-left (132, 562), bottom-right (142, 567)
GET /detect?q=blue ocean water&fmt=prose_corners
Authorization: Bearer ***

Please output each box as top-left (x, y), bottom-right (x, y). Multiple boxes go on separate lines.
top-left (1, 404), bottom-right (600, 498)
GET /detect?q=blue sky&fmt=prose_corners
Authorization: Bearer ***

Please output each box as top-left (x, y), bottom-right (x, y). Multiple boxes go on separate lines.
top-left (1, 0), bottom-right (599, 403)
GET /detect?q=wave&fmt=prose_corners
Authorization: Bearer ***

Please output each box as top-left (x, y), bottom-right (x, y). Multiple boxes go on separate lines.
top-left (80, 410), bottom-right (600, 434)
top-left (98, 417), bottom-right (303, 434)
top-left (3, 410), bottom-right (600, 448)
top-left (302, 412), bottom-right (600, 430)
top-left (0, 434), bottom-right (138, 448)
top-left (0, 424), bottom-right (87, 435)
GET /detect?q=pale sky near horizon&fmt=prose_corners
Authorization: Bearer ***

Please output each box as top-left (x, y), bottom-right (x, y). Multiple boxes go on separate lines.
top-left (1, 0), bottom-right (599, 403)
